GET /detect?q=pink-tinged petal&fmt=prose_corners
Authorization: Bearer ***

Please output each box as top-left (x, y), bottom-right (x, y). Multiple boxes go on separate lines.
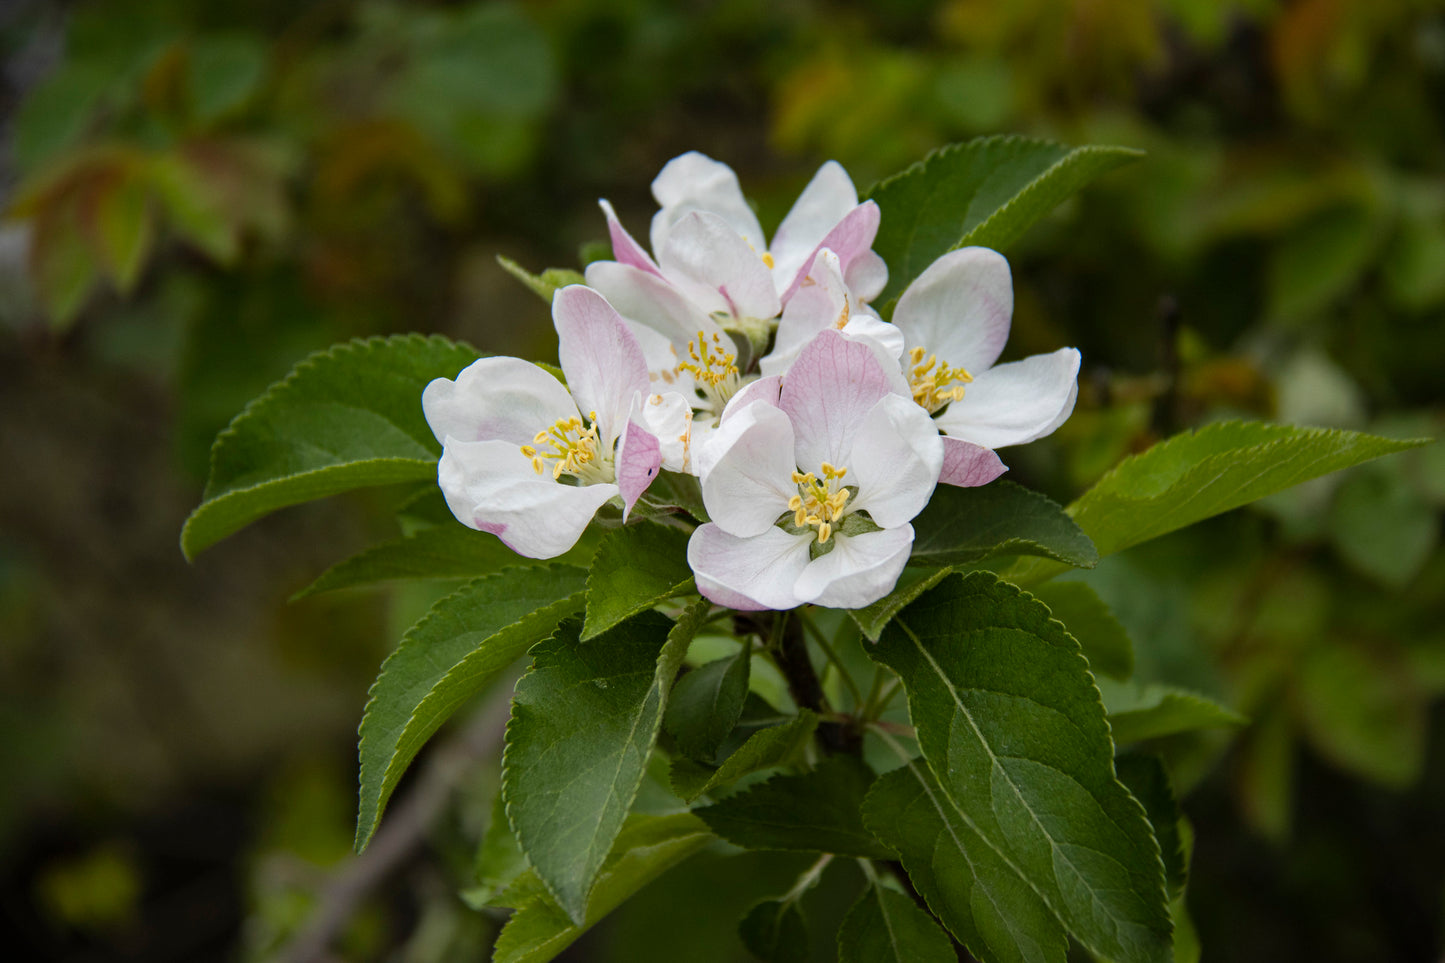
top-left (794, 526), bottom-right (915, 609)
top-left (779, 201), bottom-right (883, 303)
top-left (617, 402), bottom-right (663, 521)
top-left (935, 347), bottom-right (1081, 449)
top-left (637, 390), bottom-right (695, 472)
top-left (847, 394), bottom-right (943, 529)
top-left (696, 401), bottom-right (796, 538)
top-left (939, 437), bottom-right (1008, 488)
top-left (585, 260), bottom-right (723, 355)
top-left (598, 198), bottom-right (660, 276)
top-left (763, 249), bottom-right (851, 378)
top-left (658, 211), bottom-right (781, 322)
top-left (438, 438), bottom-right (617, 558)
top-left (779, 330), bottom-right (899, 472)
top-left (891, 247), bottom-right (1013, 373)
top-left (688, 524), bottom-right (812, 611)
top-left (553, 285), bottom-right (651, 448)
top-left (719, 375), bottom-right (782, 425)
top-left (844, 249), bottom-right (888, 303)
top-left (422, 357), bottom-right (577, 447)
top-left (769, 161), bottom-right (858, 289)
top-left (650, 152), bottom-right (766, 257)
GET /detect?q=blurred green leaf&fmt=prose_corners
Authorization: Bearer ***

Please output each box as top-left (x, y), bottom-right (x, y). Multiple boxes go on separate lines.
top-left (497, 256), bottom-right (587, 305)
top-left (866, 136), bottom-right (1142, 303)
top-left (355, 565), bottom-right (587, 851)
top-left (1031, 581), bottom-right (1135, 680)
top-left (740, 897), bottom-right (810, 963)
top-left (1329, 464), bottom-right (1438, 589)
top-left (30, 192), bottom-right (100, 328)
top-left (188, 33), bottom-right (267, 124)
top-left (1297, 643), bottom-right (1426, 789)
top-left (1115, 754), bottom-right (1188, 897)
top-left (462, 788), bottom-right (528, 910)
top-left (837, 874), bottom-right (955, 963)
top-left (181, 335), bottom-right (480, 558)
top-left (1266, 206), bottom-right (1381, 324)
top-left (1099, 678), bottom-right (1246, 743)
top-left (11, 65), bottom-right (115, 176)
top-left (92, 168), bottom-right (155, 293)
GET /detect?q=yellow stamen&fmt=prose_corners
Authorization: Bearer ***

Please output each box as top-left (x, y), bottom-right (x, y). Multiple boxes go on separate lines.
top-left (790, 464), bottom-right (853, 544)
top-left (518, 412), bottom-right (611, 484)
top-left (676, 330), bottom-right (743, 410)
top-left (907, 345), bottom-right (973, 413)
top-left (761, 251), bottom-right (775, 269)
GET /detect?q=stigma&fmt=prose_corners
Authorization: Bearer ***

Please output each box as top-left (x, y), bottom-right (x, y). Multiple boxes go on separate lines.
top-left (787, 462), bottom-right (851, 544)
top-left (907, 346), bottom-right (973, 413)
top-left (519, 411), bottom-right (614, 484)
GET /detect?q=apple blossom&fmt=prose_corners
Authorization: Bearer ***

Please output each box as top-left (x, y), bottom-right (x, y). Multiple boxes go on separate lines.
top-left (421, 286), bottom-right (667, 559)
top-left (687, 330), bottom-right (943, 611)
top-left (889, 246), bottom-right (1081, 488)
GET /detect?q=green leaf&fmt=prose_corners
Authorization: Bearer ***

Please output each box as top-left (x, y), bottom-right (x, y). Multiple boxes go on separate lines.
top-left (663, 647), bottom-right (751, 762)
top-left (696, 757), bottom-right (891, 860)
top-left (670, 710), bottom-right (819, 801)
top-left (739, 898), bottom-right (810, 963)
top-left (504, 602), bottom-right (709, 923)
top-left (294, 524), bottom-right (596, 599)
top-left (583, 523), bottom-right (695, 640)
top-left (1297, 642), bottom-right (1426, 789)
top-left (838, 875), bottom-right (956, 963)
top-left (181, 335), bottom-right (480, 559)
top-left (1099, 679), bottom-right (1246, 744)
top-left (909, 481), bottom-right (1098, 569)
top-left (1031, 581), bottom-right (1134, 680)
top-left (498, 255), bottom-right (585, 304)
top-left (871, 572), bottom-right (1172, 963)
top-left (188, 33), bottom-right (267, 123)
top-left (492, 813), bottom-right (712, 963)
top-left (355, 565), bottom-right (587, 851)
top-left (850, 567), bottom-right (955, 643)
top-left (93, 171), bottom-right (155, 293)
top-left (866, 136), bottom-right (1142, 304)
top-left (1115, 754), bottom-right (1187, 898)
top-left (1005, 421), bottom-right (1429, 586)
top-left (862, 760), bottom-right (1067, 963)
top-left (1329, 464), bottom-right (1438, 589)
top-left (461, 788), bottom-right (529, 909)
top-left (31, 191), bottom-right (100, 328)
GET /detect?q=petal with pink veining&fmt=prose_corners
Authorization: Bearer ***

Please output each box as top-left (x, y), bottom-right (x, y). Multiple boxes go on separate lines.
top-left (598, 198), bottom-right (660, 276)
top-left (779, 201), bottom-right (883, 303)
top-left (650, 152), bottom-right (765, 259)
top-left (696, 400), bottom-right (797, 538)
top-left (658, 211), bottom-right (781, 322)
top-left (553, 285), bottom-right (651, 448)
top-left (778, 330), bottom-right (899, 473)
top-left (939, 437), bottom-right (1008, 488)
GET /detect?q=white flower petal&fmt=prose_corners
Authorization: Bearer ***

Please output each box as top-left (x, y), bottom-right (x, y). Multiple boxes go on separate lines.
top-left (892, 247), bottom-right (1013, 373)
top-left (719, 375), bottom-right (782, 425)
top-left (935, 347), bottom-right (1081, 449)
top-left (658, 211), bottom-right (781, 322)
top-left (697, 400), bottom-right (796, 538)
top-left (688, 523), bottom-right (813, 611)
top-left (838, 313), bottom-right (904, 361)
top-left (763, 249), bottom-right (852, 377)
top-left (844, 248), bottom-right (888, 304)
top-left (438, 438), bottom-right (617, 558)
top-left (585, 260), bottom-right (722, 350)
top-left (422, 357), bottom-right (576, 447)
top-left (779, 201), bottom-right (884, 304)
top-left (650, 152), bottom-right (766, 259)
top-left (637, 390), bottom-right (695, 473)
top-left (795, 526), bottom-right (915, 609)
top-left (553, 285), bottom-right (651, 447)
top-left (769, 161), bottom-right (858, 292)
top-left (779, 330), bottom-right (902, 472)
top-left (847, 394), bottom-right (943, 529)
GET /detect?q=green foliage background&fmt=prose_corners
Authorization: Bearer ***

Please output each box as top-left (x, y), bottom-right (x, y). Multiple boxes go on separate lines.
top-left (1, 0), bottom-right (1441, 959)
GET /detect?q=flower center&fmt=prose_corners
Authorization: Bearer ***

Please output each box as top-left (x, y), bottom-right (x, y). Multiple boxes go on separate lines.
top-left (788, 462), bottom-right (852, 544)
top-left (519, 412), bottom-right (614, 484)
top-left (677, 330), bottom-right (743, 412)
top-left (907, 346), bottom-right (973, 414)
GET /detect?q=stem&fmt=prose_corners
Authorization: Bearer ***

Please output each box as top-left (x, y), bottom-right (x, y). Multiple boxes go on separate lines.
top-left (797, 610), bottom-right (864, 708)
top-left (783, 853), bottom-right (833, 903)
top-left (772, 610), bottom-right (863, 756)
top-left (859, 668), bottom-right (903, 723)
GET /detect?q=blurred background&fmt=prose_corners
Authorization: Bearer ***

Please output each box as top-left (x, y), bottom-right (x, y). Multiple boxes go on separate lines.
top-left (1, 0), bottom-right (1442, 959)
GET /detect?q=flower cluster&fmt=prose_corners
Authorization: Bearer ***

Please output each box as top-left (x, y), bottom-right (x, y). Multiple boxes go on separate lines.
top-left (423, 153), bottom-right (1080, 611)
